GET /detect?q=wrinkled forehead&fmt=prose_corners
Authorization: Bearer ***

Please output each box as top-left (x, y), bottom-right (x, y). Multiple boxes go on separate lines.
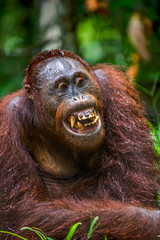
top-left (37, 57), bottom-right (88, 79)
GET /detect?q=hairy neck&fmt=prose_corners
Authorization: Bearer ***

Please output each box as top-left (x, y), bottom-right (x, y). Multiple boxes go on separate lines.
top-left (30, 138), bottom-right (100, 179)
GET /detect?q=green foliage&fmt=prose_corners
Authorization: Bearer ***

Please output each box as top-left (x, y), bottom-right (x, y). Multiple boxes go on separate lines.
top-left (77, 15), bottom-right (127, 65)
top-left (0, 0), bottom-right (39, 97)
top-left (0, 227), bottom-right (53, 240)
top-left (136, 74), bottom-right (160, 157)
top-left (20, 227), bottom-right (52, 240)
top-left (66, 222), bottom-right (82, 240)
top-left (157, 191), bottom-right (160, 207)
top-left (150, 122), bottom-right (160, 156)
top-left (87, 216), bottom-right (100, 239)
top-left (1, 0), bottom-right (160, 97)
top-left (0, 231), bottom-right (28, 240)
top-left (0, 217), bottom-right (102, 240)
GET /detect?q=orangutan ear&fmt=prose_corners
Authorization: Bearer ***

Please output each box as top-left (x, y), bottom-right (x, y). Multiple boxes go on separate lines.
top-left (23, 77), bottom-right (32, 99)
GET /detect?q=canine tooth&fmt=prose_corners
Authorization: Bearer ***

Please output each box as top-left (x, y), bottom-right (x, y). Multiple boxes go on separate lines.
top-left (70, 116), bottom-right (76, 128)
top-left (95, 115), bottom-right (99, 123)
top-left (82, 115), bottom-right (86, 120)
top-left (77, 121), bottom-right (83, 130)
top-left (74, 122), bottom-right (78, 129)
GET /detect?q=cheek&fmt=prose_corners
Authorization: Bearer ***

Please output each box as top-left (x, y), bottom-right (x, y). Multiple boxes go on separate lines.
top-left (54, 99), bottom-right (68, 132)
top-left (87, 81), bottom-right (102, 101)
top-left (40, 92), bottom-right (59, 127)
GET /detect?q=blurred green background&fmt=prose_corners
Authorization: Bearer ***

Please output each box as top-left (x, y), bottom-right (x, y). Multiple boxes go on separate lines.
top-left (0, 0), bottom-right (160, 130)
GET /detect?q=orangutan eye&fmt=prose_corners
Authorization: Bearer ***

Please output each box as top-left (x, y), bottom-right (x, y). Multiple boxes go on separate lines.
top-left (76, 78), bottom-right (85, 87)
top-left (58, 83), bottom-right (68, 91)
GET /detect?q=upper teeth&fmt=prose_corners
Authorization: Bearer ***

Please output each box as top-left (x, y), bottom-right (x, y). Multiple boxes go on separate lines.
top-left (67, 109), bottom-right (99, 131)
top-left (70, 116), bottom-right (76, 128)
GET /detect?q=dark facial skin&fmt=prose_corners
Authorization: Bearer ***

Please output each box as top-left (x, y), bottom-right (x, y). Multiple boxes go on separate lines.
top-left (37, 57), bottom-right (105, 152)
top-left (29, 57), bottom-right (105, 177)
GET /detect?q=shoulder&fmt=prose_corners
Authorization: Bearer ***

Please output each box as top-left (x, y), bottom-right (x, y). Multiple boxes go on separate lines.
top-left (0, 89), bottom-right (24, 113)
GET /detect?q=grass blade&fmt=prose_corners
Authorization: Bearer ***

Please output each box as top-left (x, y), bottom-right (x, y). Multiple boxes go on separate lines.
top-left (21, 227), bottom-right (46, 240)
top-left (32, 227), bottom-right (53, 240)
top-left (66, 222), bottom-right (82, 240)
top-left (87, 216), bottom-right (99, 238)
top-left (0, 231), bottom-right (28, 240)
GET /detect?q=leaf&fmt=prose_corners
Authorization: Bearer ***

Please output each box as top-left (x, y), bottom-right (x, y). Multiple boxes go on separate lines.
top-left (104, 236), bottom-right (108, 240)
top-left (0, 231), bottom-right (28, 240)
top-left (33, 227), bottom-right (52, 240)
top-left (87, 216), bottom-right (99, 238)
top-left (66, 222), bottom-right (82, 240)
top-left (20, 227), bottom-right (46, 240)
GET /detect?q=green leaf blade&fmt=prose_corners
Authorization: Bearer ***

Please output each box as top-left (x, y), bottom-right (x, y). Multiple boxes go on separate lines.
top-left (20, 227), bottom-right (46, 240)
top-left (0, 231), bottom-right (28, 240)
top-left (66, 222), bottom-right (82, 240)
top-left (87, 216), bottom-right (99, 239)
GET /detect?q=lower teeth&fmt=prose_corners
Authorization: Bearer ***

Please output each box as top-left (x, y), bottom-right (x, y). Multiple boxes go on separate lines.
top-left (77, 121), bottom-right (83, 130)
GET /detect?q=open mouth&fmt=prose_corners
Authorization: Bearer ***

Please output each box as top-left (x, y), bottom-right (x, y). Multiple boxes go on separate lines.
top-left (65, 108), bottom-right (100, 133)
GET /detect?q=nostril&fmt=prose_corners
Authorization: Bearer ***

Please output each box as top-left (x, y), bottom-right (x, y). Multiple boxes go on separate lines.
top-left (73, 95), bottom-right (84, 101)
top-left (73, 96), bottom-right (78, 101)
top-left (80, 94), bottom-right (84, 100)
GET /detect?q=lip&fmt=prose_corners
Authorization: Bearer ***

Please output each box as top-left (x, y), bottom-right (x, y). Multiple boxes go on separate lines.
top-left (63, 107), bottom-right (101, 136)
